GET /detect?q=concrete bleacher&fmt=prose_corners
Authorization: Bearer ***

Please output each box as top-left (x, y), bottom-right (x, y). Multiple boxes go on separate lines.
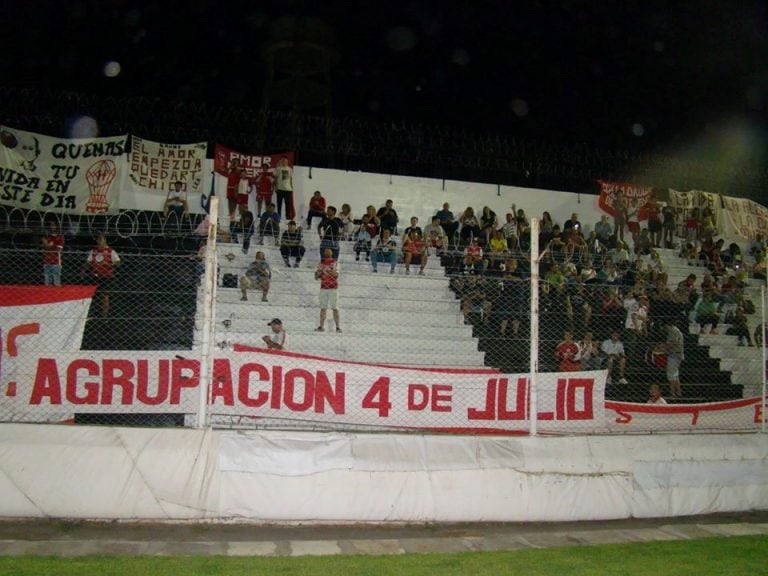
top-left (197, 227), bottom-right (486, 368)
top-left (651, 247), bottom-right (765, 399)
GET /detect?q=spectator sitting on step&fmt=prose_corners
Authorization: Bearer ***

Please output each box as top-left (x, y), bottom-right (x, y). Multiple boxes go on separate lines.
top-left (500, 212), bottom-right (518, 249)
top-left (353, 215), bottom-right (373, 261)
top-left (600, 330), bottom-right (628, 385)
top-left (423, 215), bottom-right (447, 256)
top-left (231, 210), bottom-right (255, 254)
top-left (364, 204), bottom-right (381, 230)
top-left (371, 228), bottom-right (398, 273)
top-left (239, 250), bottom-right (271, 302)
top-left (402, 229), bottom-right (428, 275)
top-left (163, 180), bottom-right (189, 220)
top-left (726, 305), bottom-right (753, 346)
top-left (480, 206), bottom-right (498, 244)
top-left (485, 229), bottom-right (509, 272)
top-left (694, 292), bottom-right (720, 334)
top-left (459, 206), bottom-right (482, 245)
top-left (258, 202), bottom-right (281, 245)
top-left (339, 203), bottom-right (354, 240)
top-left (279, 220), bottom-right (305, 267)
top-left (594, 214), bottom-right (612, 245)
top-left (461, 274), bottom-right (491, 325)
top-left (403, 216), bottom-right (422, 240)
top-left (578, 331), bottom-right (601, 370)
top-left (306, 190), bottom-right (327, 225)
top-left (634, 229), bottom-right (652, 256)
top-left (647, 383), bottom-right (667, 405)
top-left (555, 330), bottom-right (581, 371)
top-left (376, 199), bottom-right (399, 234)
top-left (262, 318), bottom-right (287, 350)
top-left (435, 202), bottom-right (459, 247)
top-left (463, 236), bottom-right (484, 274)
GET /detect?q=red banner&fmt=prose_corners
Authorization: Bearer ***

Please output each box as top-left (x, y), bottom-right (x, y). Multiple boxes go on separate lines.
top-left (597, 179), bottom-right (654, 220)
top-left (213, 144), bottom-right (294, 183)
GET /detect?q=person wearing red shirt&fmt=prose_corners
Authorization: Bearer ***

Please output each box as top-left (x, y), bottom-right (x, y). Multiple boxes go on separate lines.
top-left (253, 169), bottom-right (274, 216)
top-left (403, 230), bottom-right (429, 275)
top-left (555, 331), bottom-right (581, 371)
top-left (306, 190), bottom-right (327, 225)
top-left (81, 232), bottom-right (120, 317)
top-left (42, 221), bottom-right (64, 285)
top-left (315, 248), bottom-right (341, 332)
top-left (226, 158), bottom-right (247, 223)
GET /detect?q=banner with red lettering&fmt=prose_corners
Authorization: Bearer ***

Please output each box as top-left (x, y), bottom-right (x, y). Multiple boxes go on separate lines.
top-left (721, 195), bottom-right (768, 241)
top-left (0, 126), bottom-right (128, 214)
top-left (668, 189), bottom-right (723, 236)
top-left (126, 136), bottom-right (206, 195)
top-left (213, 144), bottom-right (293, 183)
top-left (1, 285), bottom-right (95, 420)
top-left (597, 180), bottom-right (653, 220)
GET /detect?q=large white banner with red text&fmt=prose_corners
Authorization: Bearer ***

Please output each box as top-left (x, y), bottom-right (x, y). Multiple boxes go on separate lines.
top-left (0, 126), bottom-right (127, 214)
top-left (721, 195), bottom-right (768, 241)
top-left (1, 285), bottom-right (95, 411)
top-left (126, 136), bottom-right (206, 195)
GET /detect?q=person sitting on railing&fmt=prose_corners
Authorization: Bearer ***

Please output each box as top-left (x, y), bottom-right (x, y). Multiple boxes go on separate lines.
top-left (258, 203), bottom-right (281, 245)
top-left (163, 180), bottom-right (189, 220)
top-left (279, 220), bottom-right (305, 268)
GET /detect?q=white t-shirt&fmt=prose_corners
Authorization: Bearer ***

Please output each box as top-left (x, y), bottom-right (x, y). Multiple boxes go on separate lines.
top-left (275, 165), bottom-right (293, 191)
top-left (601, 339), bottom-right (625, 356)
top-left (267, 329), bottom-right (287, 348)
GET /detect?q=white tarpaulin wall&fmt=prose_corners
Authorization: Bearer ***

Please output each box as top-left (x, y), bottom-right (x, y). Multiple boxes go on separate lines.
top-left (0, 424), bottom-right (766, 521)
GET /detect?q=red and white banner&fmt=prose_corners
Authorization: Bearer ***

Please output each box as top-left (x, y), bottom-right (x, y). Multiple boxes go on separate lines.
top-left (1, 285), bottom-right (95, 411)
top-left (597, 179), bottom-right (653, 219)
top-left (721, 195), bottom-right (768, 241)
top-left (213, 144), bottom-right (293, 183)
top-left (126, 136), bottom-right (206, 195)
top-left (0, 126), bottom-right (127, 214)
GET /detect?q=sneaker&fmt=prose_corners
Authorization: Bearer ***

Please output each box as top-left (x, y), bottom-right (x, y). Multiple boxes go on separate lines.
top-left (372, 268), bottom-right (378, 273)
top-left (261, 296), bottom-right (268, 302)
top-left (336, 327), bottom-right (342, 333)
top-left (618, 377), bottom-right (628, 385)
top-left (390, 269), bottom-right (395, 274)
top-left (284, 261), bottom-right (291, 267)
top-left (405, 269), bottom-right (410, 275)
top-left (355, 255), bottom-right (360, 261)
top-left (418, 269), bottom-right (424, 275)
top-left (315, 327), bottom-right (324, 332)
top-left (240, 296), bottom-right (247, 301)
top-left (710, 329), bottom-right (718, 335)
top-left (294, 262), bottom-right (300, 268)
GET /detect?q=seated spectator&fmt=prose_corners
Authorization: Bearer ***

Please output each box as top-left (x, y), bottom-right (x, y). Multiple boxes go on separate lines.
top-left (231, 210), bottom-right (255, 254)
top-left (262, 318), bottom-right (287, 350)
top-left (600, 331), bottom-right (628, 384)
top-left (365, 204), bottom-right (381, 229)
top-left (597, 258), bottom-right (620, 284)
top-left (306, 190), bottom-right (327, 224)
top-left (485, 229), bottom-right (509, 272)
top-left (695, 292), bottom-right (720, 334)
top-left (563, 212), bottom-right (582, 235)
top-left (634, 229), bottom-right (652, 256)
top-left (512, 204), bottom-right (530, 241)
top-left (611, 241), bottom-right (630, 266)
top-left (648, 250), bottom-right (666, 282)
top-left (555, 330), bottom-right (581, 371)
top-left (564, 229), bottom-right (587, 263)
top-left (578, 331), bottom-right (601, 370)
top-left (501, 212), bottom-right (519, 248)
top-left (163, 180), bottom-right (189, 219)
top-left (459, 206), bottom-right (482, 244)
top-left (376, 199), bottom-right (399, 234)
top-left (463, 236), bottom-right (484, 273)
top-left (403, 216), bottom-right (422, 239)
top-left (601, 287), bottom-right (625, 335)
top-left (353, 215), bottom-right (373, 261)
top-left (423, 215), bottom-right (448, 255)
top-left (435, 202), bottom-right (459, 248)
top-left (749, 233), bottom-right (766, 264)
top-left (539, 211), bottom-right (555, 246)
top-left (726, 305), bottom-right (753, 346)
top-left (546, 225), bottom-right (566, 262)
top-left (402, 230), bottom-right (428, 275)
top-left (460, 275), bottom-right (491, 325)
top-left (239, 251), bottom-right (271, 302)
top-left (279, 220), bottom-right (305, 267)
top-left (371, 229), bottom-right (397, 273)
top-left (258, 202), bottom-right (280, 245)
top-left (675, 273), bottom-right (698, 305)
top-left (480, 206), bottom-right (498, 243)
top-left (338, 203), bottom-right (354, 240)
top-left (647, 384), bottom-right (667, 405)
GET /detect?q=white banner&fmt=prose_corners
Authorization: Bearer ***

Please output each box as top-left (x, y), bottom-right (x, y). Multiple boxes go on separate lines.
top-left (1, 285), bottom-right (95, 411)
top-left (0, 126), bottom-right (127, 214)
top-left (126, 136), bottom-right (206, 195)
top-left (721, 196), bottom-right (768, 241)
top-left (668, 188), bottom-right (723, 237)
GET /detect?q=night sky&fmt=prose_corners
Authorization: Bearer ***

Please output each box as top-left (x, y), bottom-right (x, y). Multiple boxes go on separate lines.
top-left (2, 0), bottom-right (767, 154)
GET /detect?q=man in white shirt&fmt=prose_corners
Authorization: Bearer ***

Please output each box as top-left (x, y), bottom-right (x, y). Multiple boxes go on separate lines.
top-left (262, 318), bottom-right (287, 350)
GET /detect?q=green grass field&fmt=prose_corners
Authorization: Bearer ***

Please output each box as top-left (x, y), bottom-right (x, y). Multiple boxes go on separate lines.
top-left (0, 535), bottom-right (766, 576)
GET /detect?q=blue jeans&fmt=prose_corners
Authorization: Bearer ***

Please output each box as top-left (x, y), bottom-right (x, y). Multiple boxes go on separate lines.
top-left (44, 264), bottom-right (61, 286)
top-left (371, 250), bottom-right (396, 272)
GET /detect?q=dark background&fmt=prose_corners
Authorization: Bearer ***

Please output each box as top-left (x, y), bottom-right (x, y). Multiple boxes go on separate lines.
top-left (1, 0), bottom-right (766, 197)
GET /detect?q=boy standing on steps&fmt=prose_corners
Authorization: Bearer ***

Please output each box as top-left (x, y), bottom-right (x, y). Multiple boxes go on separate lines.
top-left (315, 247), bottom-right (342, 333)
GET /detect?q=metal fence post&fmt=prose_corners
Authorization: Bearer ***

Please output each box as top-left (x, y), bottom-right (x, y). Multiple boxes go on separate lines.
top-left (529, 217), bottom-right (539, 436)
top-left (197, 197), bottom-right (219, 429)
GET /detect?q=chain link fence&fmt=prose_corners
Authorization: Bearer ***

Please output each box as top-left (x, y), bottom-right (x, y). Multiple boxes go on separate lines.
top-left (1, 208), bottom-right (766, 433)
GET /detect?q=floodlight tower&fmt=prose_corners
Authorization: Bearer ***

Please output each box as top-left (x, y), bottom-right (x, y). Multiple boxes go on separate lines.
top-left (258, 16), bottom-right (339, 164)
